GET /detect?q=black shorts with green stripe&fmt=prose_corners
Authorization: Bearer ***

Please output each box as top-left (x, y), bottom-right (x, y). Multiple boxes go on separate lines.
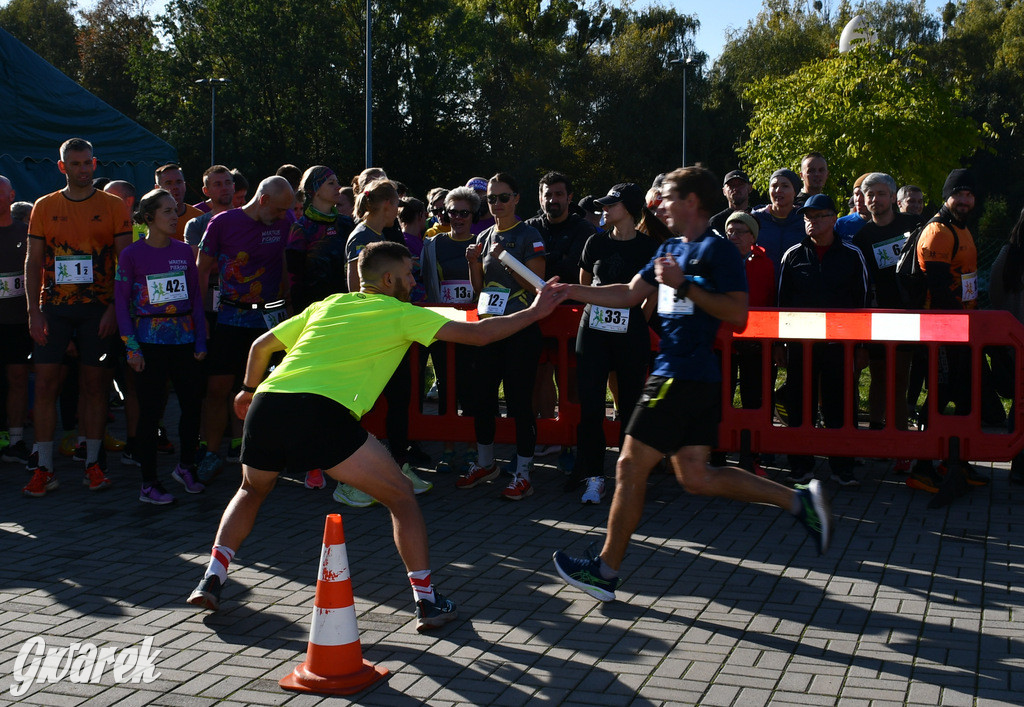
top-left (624, 376), bottom-right (721, 454)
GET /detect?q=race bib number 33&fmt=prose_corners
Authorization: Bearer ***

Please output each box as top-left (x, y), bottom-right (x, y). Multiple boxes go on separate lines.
top-left (589, 306), bottom-right (629, 333)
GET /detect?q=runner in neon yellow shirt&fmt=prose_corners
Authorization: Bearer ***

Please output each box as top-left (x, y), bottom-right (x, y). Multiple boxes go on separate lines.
top-left (189, 240), bottom-right (567, 632)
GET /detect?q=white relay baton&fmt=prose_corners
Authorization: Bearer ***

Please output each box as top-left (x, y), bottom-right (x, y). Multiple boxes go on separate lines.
top-left (498, 250), bottom-right (548, 291)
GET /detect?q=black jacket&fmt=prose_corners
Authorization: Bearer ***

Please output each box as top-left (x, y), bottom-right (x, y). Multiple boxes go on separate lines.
top-left (778, 235), bottom-right (869, 309)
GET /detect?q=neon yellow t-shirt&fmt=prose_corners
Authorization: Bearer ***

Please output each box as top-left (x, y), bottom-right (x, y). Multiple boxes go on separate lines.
top-left (258, 292), bottom-right (448, 418)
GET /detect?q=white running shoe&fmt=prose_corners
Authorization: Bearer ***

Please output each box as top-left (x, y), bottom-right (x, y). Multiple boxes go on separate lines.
top-left (581, 476), bottom-right (606, 504)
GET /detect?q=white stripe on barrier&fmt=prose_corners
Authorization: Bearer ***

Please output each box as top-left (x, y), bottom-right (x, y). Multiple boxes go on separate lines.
top-left (318, 543), bottom-right (351, 583)
top-left (308, 606), bottom-right (360, 646)
top-left (871, 313), bottom-right (920, 341)
top-left (778, 311), bottom-right (827, 340)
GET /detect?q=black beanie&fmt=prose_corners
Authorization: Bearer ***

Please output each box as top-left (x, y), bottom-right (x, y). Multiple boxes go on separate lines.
top-left (942, 168), bottom-right (977, 201)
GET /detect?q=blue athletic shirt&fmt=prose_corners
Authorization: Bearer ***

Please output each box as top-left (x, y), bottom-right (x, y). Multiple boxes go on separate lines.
top-left (639, 230), bottom-right (748, 381)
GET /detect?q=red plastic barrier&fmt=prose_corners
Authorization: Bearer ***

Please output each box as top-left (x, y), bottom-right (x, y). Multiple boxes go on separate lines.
top-left (362, 306), bottom-right (1024, 463)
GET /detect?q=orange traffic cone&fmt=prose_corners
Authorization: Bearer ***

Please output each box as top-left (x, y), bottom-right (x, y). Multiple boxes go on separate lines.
top-left (279, 514), bottom-right (389, 695)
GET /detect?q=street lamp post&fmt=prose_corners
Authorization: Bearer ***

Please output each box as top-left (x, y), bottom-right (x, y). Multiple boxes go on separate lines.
top-left (365, 0), bottom-right (373, 168)
top-left (669, 57), bottom-right (693, 167)
top-left (194, 78), bottom-right (230, 166)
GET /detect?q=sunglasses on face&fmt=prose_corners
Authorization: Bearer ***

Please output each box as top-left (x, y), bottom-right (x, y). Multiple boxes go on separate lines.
top-left (487, 192), bottom-right (516, 204)
top-left (447, 209), bottom-right (472, 218)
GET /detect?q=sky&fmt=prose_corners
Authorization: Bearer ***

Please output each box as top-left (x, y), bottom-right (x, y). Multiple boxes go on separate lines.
top-left (662, 0), bottom-right (765, 61)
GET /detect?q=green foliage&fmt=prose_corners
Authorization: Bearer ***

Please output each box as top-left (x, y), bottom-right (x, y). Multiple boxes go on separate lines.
top-left (739, 45), bottom-right (981, 202)
top-left (0, 0), bottom-right (80, 75)
top-left (77, 0), bottom-right (154, 118)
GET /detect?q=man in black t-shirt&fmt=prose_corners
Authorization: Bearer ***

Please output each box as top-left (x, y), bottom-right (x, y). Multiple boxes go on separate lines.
top-left (852, 172), bottom-right (923, 442)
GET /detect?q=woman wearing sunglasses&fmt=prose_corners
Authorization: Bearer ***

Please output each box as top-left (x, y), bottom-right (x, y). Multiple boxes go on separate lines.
top-left (456, 173), bottom-right (548, 500)
top-left (421, 187), bottom-right (480, 472)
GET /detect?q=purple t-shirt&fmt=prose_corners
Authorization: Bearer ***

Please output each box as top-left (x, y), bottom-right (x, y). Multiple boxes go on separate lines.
top-left (115, 238), bottom-right (206, 351)
top-left (199, 209), bottom-right (288, 328)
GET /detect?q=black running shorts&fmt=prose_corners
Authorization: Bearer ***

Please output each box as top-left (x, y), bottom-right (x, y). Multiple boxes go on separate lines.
top-left (240, 392), bottom-right (369, 473)
top-left (624, 375), bottom-right (721, 454)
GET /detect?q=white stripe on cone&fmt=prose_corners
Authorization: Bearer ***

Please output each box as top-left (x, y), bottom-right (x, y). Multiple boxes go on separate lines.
top-left (308, 606), bottom-right (361, 646)
top-left (319, 543), bottom-right (351, 583)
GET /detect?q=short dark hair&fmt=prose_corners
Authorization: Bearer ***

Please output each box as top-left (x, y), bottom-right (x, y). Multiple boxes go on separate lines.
top-left (134, 188), bottom-right (173, 225)
top-left (155, 163), bottom-right (183, 182)
top-left (203, 165), bottom-right (232, 183)
top-left (489, 172), bottom-right (519, 194)
top-left (59, 138), bottom-right (93, 161)
top-left (538, 171), bottom-right (573, 196)
top-left (398, 197), bottom-right (426, 224)
top-left (275, 164), bottom-right (302, 190)
top-left (662, 166), bottom-right (719, 215)
top-left (358, 241), bottom-right (412, 283)
top-left (230, 169), bottom-right (249, 192)
top-left (801, 152), bottom-right (827, 165)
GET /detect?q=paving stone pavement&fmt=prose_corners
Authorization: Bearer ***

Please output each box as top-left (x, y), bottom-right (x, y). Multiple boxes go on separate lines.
top-left (1, 400), bottom-right (1022, 705)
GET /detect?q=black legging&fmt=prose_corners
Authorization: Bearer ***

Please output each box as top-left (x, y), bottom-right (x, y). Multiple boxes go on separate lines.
top-left (383, 351), bottom-right (412, 462)
top-left (473, 323), bottom-right (543, 457)
top-left (136, 343), bottom-right (202, 485)
top-left (574, 320), bottom-right (650, 479)
top-left (430, 340), bottom-right (474, 417)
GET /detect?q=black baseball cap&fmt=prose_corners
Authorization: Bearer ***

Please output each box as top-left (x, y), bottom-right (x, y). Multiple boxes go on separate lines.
top-left (723, 170), bottom-right (751, 186)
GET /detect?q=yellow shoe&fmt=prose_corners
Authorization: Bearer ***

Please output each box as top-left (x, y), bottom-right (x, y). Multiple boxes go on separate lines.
top-left (104, 433), bottom-right (126, 452)
top-left (58, 431), bottom-right (78, 457)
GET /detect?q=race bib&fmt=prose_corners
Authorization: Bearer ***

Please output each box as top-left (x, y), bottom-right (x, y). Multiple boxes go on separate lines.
top-left (477, 286), bottom-right (509, 316)
top-left (54, 255), bottom-right (93, 284)
top-left (657, 283), bottom-right (694, 316)
top-left (211, 285), bottom-right (221, 312)
top-left (0, 271), bottom-right (24, 299)
top-left (146, 271), bottom-right (188, 305)
top-left (589, 306), bottom-right (629, 333)
top-left (440, 280), bottom-right (474, 304)
top-left (961, 271), bottom-right (978, 302)
top-left (262, 302), bottom-right (289, 329)
top-left (872, 235), bottom-right (906, 270)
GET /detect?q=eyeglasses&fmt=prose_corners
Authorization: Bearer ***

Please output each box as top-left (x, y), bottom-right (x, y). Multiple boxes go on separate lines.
top-left (446, 209), bottom-right (472, 218)
top-left (486, 192), bottom-right (516, 205)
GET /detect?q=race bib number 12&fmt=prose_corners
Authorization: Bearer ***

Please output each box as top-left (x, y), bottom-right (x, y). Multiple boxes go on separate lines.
top-left (477, 287), bottom-right (509, 316)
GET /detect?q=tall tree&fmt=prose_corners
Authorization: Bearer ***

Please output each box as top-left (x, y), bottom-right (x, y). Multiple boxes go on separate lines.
top-left (739, 45), bottom-right (981, 202)
top-left (77, 0), bottom-right (154, 118)
top-left (0, 0), bottom-right (80, 76)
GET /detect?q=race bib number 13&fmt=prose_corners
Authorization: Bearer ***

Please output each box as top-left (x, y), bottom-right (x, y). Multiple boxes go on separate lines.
top-left (440, 280), bottom-right (474, 304)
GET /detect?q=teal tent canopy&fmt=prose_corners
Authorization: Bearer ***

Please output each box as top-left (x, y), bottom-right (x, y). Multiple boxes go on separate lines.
top-left (0, 27), bottom-right (178, 202)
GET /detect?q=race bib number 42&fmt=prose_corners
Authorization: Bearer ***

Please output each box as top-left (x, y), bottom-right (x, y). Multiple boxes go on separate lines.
top-left (477, 287), bottom-right (509, 316)
top-left (146, 271), bottom-right (188, 305)
top-left (54, 255), bottom-right (93, 284)
top-left (657, 283), bottom-right (694, 316)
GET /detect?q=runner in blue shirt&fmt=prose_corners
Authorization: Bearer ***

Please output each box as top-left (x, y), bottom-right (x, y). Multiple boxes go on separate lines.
top-left (553, 166), bottom-right (832, 603)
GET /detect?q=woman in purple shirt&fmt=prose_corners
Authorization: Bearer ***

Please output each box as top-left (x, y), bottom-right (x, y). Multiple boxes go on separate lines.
top-left (115, 189), bottom-right (207, 505)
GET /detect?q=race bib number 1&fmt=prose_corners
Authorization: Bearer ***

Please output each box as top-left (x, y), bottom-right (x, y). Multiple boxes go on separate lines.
top-left (440, 280), bottom-right (474, 304)
top-left (477, 287), bottom-right (509, 316)
top-left (589, 306), bottom-right (629, 333)
top-left (0, 271), bottom-right (24, 299)
top-left (146, 271), bottom-right (188, 305)
top-left (657, 283), bottom-right (694, 316)
top-left (54, 255), bottom-right (93, 284)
